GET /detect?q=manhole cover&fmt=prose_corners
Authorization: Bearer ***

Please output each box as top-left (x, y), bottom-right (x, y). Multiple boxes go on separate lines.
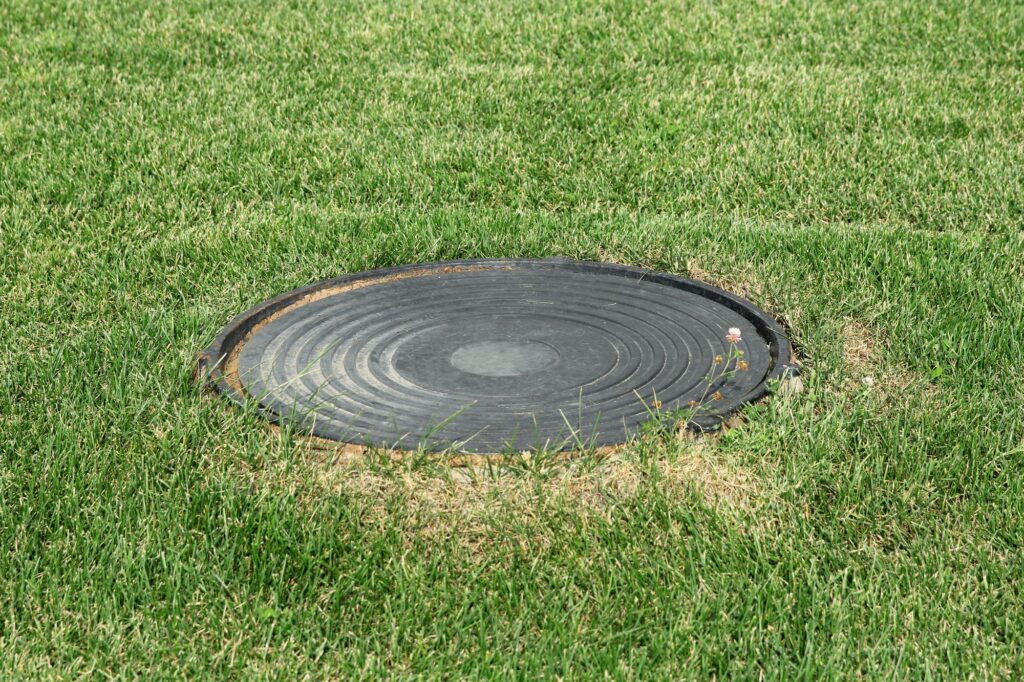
top-left (199, 258), bottom-right (794, 453)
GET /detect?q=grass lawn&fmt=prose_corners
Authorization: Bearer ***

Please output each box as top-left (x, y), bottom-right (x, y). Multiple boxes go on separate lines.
top-left (3, 0), bottom-right (1024, 677)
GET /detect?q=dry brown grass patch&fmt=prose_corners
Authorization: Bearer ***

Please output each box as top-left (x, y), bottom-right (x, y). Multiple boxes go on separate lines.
top-left (661, 436), bottom-right (766, 515)
top-left (841, 320), bottom-right (939, 406)
top-left (297, 435), bottom-right (771, 557)
top-left (843, 320), bottom-right (883, 375)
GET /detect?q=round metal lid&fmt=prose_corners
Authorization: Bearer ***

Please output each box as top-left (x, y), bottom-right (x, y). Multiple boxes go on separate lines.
top-left (199, 259), bottom-right (794, 453)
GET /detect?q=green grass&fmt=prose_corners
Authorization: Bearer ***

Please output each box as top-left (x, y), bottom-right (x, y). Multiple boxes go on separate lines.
top-left (2, 0), bottom-right (1024, 677)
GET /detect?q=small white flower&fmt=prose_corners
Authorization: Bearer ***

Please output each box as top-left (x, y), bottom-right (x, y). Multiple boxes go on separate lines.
top-left (726, 327), bottom-right (742, 343)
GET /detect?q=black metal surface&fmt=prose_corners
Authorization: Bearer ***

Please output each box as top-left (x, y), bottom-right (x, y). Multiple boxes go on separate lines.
top-left (199, 259), bottom-right (794, 453)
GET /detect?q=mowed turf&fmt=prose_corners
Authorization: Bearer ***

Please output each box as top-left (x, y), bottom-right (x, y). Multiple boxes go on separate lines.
top-left (2, 0), bottom-right (1024, 677)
